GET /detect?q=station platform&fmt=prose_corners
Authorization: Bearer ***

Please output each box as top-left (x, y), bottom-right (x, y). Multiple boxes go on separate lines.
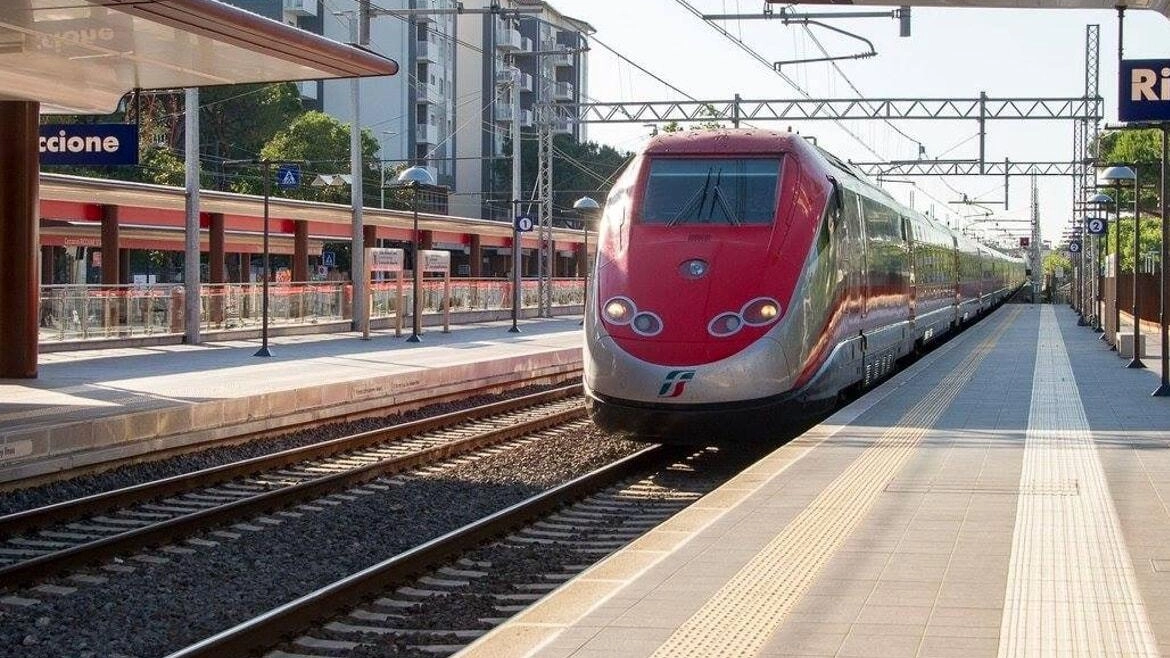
top-left (0, 318), bottom-right (583, 485)
top-left (460, 304), bottom-right (1170, 658)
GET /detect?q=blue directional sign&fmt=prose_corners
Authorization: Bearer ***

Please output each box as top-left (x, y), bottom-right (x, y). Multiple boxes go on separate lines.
top-left (321, 251), bottom-right (336, 268)
top-left (514, 214), bottom-right (535, 232)
top-left (39, 124), bottom-right (139, 166)
top-left (276, 164), bottom-right (301, 189)
top-left (1119, 59), bottom-right (1170, 123)
top-left (1087, 217), bottom-right (1108, 236)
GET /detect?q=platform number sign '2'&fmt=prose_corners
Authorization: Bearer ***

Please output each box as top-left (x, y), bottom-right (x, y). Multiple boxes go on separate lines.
top-left (1087, 218), bottom-right (1108, 236)
top-left (1068, 240), bottom-right (1082, 254)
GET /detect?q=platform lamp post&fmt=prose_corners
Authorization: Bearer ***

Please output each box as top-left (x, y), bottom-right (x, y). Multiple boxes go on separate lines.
top-left (1100, 166), bottom-right (1135, 352)
top-left (1100, 165), bottom-right (1143, 367)
top-left (1087, 192), bottom-right (1113, 333)
top-left (573, 196), bottom-right (600, 323)
top-left (395, 166), bottom-right (435, 343)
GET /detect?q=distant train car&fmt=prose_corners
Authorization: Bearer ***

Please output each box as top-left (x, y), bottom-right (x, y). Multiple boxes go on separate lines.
top-left (583, 129), bottom-right (1024, 443)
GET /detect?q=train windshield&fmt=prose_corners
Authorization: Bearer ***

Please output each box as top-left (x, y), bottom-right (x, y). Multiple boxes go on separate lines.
top-left (641, 158), bottom-right (780, 226)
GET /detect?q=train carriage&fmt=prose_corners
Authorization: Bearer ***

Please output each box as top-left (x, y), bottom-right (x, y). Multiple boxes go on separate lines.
top-left (584, 129), bottom-right (1024, 443)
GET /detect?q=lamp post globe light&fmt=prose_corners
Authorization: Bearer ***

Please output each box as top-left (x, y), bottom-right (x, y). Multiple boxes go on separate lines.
top-left (1086, 192), bottom-right (1114, 333)
top-left (395, 166), bottom-right (436, 343)
top-left (572, 196), bottom-right (601, 321)
top-left (1099, 165), bottom-right (1142, 366)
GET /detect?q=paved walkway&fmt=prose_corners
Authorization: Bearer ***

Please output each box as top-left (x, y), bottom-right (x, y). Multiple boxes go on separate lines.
top-left (459, 305), bottom-right (1170, 658)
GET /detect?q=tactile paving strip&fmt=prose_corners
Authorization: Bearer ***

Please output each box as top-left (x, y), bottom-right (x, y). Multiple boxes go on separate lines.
top-left (649, 308), bottom-right (1020, 658)
top-left (997, 306), bottom-right (1158, 657)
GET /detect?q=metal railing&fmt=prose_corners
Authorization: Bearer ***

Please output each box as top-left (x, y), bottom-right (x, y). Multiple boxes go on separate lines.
top-left (38, 278), bottom-right (586, 344)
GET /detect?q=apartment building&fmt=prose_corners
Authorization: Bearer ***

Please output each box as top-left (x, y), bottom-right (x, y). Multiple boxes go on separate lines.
top-left (453, 0), bottom-right (592, 220)
top-left (225, 0), bottom-right (589, 219)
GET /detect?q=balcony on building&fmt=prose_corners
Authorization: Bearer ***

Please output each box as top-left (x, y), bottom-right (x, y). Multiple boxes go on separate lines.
top-left (416, 81), bottom-right (442, 105)
top-left (521, 109), bottom-right (534, 127)
top-left (496, 23), bottom-right (522, 51)
top-left (416, 122), bottom-right (439, 145)
top-left (553, 81), bottom-right (574, 100)
top-left (520, 72), bottom-right (534, 92)
top-left (495, 68), bottom-right (518, 87)
top-left (494, 103), bottom-right (514, 123)
top-left (417, 39), bottom-right (438, 63)
top-left (550, 45), bottom-right (572, 67)
top-left (282, 0), bottom-right (317, 17)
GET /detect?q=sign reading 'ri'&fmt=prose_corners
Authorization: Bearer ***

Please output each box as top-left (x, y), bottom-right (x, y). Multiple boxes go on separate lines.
top-left (1119, 59), bottom-right (1170, 123)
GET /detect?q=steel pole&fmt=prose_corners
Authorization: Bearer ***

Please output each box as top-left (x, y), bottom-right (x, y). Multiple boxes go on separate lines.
top-left (408, 184), bottom-right (422, 343)
top-left (1113, 183), bottom-right (1123, 350)
top-left (184, 87), bottom-right (201, 345)
top-left (509, 64), bottom-right (522, 334)
top-left (1129, 168), bottom-right (1145, 368)
top-left (255, 161), bottom-right (272, 357)
top-left (1154, 125), bottom-right (1170, 395)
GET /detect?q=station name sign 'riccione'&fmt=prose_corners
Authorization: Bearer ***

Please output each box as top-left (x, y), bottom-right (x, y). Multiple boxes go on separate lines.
top-left (39, 124), bottom-right (139, 166)
top-left (1119, 59), bottom-right (1170, 123)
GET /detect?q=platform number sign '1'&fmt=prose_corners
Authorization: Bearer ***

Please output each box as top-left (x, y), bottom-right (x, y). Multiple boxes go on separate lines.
top-left (514, 215), bottom-right (534, 232)
top-left (1068, 240), bottom-right (1082, 254)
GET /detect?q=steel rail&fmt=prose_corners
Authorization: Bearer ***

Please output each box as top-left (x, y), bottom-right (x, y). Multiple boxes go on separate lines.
top-left (164, 444), bottom-right (665, 658)
top-left (0, 383), bottom-right (581, 539)
top-left (0, 389), bottom-right (585, 588)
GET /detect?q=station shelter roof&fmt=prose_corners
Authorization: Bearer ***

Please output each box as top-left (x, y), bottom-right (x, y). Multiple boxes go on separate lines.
top-left (2, 0), bottom-right (399, 114)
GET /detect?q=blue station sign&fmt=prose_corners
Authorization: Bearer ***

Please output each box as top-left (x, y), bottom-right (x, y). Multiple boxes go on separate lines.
top-left (39, 124), bottom-right (139, 166)
top-left (1119, 59), bottom-right (1170, 123)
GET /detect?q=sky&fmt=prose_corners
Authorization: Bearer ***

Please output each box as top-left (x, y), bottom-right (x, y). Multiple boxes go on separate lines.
top-left (545, 1), bottom-right (1170, 249)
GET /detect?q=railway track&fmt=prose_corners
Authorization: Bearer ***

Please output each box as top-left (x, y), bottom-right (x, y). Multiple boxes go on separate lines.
top-left (166, 443), bottom-right (740, 658)
top-left (2, 370), bottom-right (582, 492)
top-left (0, 385), bottom-right (586, 589)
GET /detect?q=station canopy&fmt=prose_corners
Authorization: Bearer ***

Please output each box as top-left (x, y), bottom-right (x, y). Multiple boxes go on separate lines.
top-left (1, 0), bottom-right (399, 114)
top-left (782, 0), bottom-right (1170, 15)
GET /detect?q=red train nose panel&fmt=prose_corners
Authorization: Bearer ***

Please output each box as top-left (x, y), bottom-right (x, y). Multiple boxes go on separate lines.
top-left (598, 226), bottom-right (793, 366)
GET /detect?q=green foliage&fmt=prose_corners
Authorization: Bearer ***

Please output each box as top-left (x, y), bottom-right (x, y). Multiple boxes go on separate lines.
top-left (1098, 216), bottom-right (1163, 273)
top-left (138, 146), bottom-right (185, 186)
top-left (1043, 251), bottom-right (1071, 276)
top-left (1095, 128), bottom-right (1163, 216)
top-left (227, 111), bottom-right (382, 206)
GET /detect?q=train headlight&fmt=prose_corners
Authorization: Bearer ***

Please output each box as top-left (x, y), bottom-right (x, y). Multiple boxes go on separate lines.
top-left (679, 259), bottom-right (709, 279)
top-left (708, 312), bottom-right (742, 337)
top-left (631, 312), bottom-right (663, 336)
top-left (741, 298), bottom-right (782, 326)
top-left (602, 297), bottom-right (636, 325)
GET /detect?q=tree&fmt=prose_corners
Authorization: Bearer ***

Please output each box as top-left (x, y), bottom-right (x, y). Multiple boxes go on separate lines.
top-left (229, 111), bottom-right (382, 206)
top-left (1095, 128), bottom-right (1164, 270)
top-left (1043, 251), bottom-right (1071, 276)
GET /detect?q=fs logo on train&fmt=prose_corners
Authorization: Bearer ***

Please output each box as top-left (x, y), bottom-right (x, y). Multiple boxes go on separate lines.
top-left (658, 370), bottom-right (696, 397)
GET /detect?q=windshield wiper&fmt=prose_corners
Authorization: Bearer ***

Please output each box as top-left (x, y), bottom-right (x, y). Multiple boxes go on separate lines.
top-left (667, 168), bottom-right (713, 227)
top-left (707, 169), bottom-right (741, 226)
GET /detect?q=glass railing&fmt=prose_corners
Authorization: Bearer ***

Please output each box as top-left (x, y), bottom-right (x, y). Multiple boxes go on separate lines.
top-left (38, 278), bottom-right (586, 344)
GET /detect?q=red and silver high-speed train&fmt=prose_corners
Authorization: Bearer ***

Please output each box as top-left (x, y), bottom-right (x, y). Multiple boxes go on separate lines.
top-left (584, 129), bottom-right (1025, 442)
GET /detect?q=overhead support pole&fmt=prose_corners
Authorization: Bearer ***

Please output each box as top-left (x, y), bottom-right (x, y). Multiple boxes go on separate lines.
top-left (979, 91), bottom-right (988, 174)
top-left (184, 87), bottom-right (201, 345)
